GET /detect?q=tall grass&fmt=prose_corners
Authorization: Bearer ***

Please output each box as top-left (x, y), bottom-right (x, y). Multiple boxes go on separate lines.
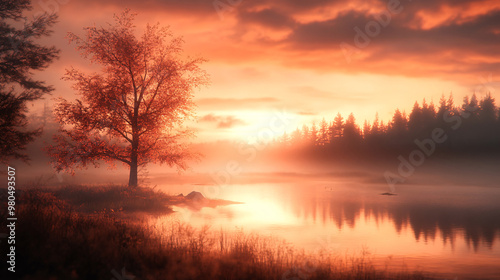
top-left (52, 184), bottom-right (176, 214)
top-left (4, 188), bottom-right (434, 280)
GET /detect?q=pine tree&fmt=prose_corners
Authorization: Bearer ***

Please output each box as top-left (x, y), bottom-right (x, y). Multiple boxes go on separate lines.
top-left (318, 118), bottom-right (329, 145)
top-left (332, 113), bottom-right (344, 142)
top-left (0, 0), bottom-right (59, 163)
top-left (479, 93), bottom-right (496, 123)
top-left (310, 122), bottom-right (318, 145)
top-left (362, 120), bottom-right (371, 139)
top-left (343, 113), bottom-right (361, 143)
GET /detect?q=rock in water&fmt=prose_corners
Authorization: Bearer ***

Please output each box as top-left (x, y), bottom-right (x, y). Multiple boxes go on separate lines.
top-left (184, 191), bottom-right (208, 210)
top-left (380, 192), bottom-right (397, 196)
top-left (186, 191), bottom-right (206, 201)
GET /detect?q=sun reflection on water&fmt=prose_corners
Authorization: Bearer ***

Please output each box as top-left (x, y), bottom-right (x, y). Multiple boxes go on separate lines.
top-left (150, 181), bottom-right (500, 279)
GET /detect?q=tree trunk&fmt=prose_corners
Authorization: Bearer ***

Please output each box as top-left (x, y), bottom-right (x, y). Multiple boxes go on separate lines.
top-left (128, 139), bottom-right (138, 188)
top-left (128, 158), bottom-right (138, 188)
top-left (130, 85), bottom-right (140, 188)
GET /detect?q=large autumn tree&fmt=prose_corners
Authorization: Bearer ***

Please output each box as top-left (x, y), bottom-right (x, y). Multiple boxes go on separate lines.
top-left (48, 11), bottom-right (208, 187)
top-left (0, 0), bottom-right (59, 163)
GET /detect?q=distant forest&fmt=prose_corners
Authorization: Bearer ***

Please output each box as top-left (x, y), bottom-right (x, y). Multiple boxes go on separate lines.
top-left (273, 93), bottom-right (500, 160)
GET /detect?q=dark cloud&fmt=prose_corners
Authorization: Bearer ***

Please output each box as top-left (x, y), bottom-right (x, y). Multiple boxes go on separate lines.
top-left (285, 11), bottom-right (371, 48)
top-left (281, 5), bottom-right (500, 75)
top-left (199, 114), bottom-right (246, 128)
top-left (238, 0), bottom-right (346, 14)
top-left (286, 8), bottom-right (500, 49)
top-left (75, 0), bottom-right (219, 16)
top-left (57, 0), bottom-right (500, 81)
top-left (237, 8), bottom-right (296, 29)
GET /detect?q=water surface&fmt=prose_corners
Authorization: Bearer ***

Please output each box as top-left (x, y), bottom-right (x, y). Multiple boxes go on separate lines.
top-left (152, 175), bottom-right (500, 280)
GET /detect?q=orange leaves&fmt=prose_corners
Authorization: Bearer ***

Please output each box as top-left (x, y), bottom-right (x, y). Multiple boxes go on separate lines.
top-left (48, 10), bottom-right (209, 183)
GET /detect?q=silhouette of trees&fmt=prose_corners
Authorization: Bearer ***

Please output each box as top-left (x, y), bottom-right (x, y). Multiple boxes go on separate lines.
top-left (479, 93), bottom-right (496, 123)
top-left (343, 113), bottom-right (362, 145)
top-left (331, 113), bottom-right (343, 143)
top-left (388, 109), bottom-right (407, 137)
top-left (301, 125), bottom-right (309, 143)
top-left (318, 118), bottom-right (329, 146)
top-left (408, 102), bottom-right (424, 137)
top-left (276, 93), bottom-right (500, 160)
top-left (309, 121), bottom-right (318, 145)
top-left (0, 0), bottom-right (59, 163)
top-left (48, 11), bottom-right (208, 187)
top-left (365, 113), bottom-right (383, 149)
top-left (362, 120), bottom-right (370, 139)
top-left (290, 128), bottom-right (302, 145)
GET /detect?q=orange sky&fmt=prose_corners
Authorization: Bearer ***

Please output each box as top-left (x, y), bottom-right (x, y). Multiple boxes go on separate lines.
top-left (30, 0), bottom-right (500, 142)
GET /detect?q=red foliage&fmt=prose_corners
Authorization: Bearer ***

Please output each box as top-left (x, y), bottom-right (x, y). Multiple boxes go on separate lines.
top-left (47, 10), bottom-right (208, 186)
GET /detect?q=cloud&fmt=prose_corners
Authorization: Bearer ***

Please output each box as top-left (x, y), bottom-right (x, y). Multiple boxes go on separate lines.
top-left (199, 114), bottom-right (219, 122)
top-left (199, 114), bottom-right (247, 129)
top-left (56, 0), bottom-right (500, 86)
top-left (297, 111), bottom-right (317, 116)
top-left (236, 8), bottom-right (296, 30)
top-left (291, 86), bottom-right (368, 103)
top-left (196, 97), bottom-right (279, 110)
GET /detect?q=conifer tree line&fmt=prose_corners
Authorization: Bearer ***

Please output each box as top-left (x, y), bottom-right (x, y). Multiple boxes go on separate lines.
top-left (275, 93), bottom-right (500, 158)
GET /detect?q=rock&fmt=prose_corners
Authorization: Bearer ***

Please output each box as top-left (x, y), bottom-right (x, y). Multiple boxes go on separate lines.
top-left (186, 191), bottom-right (206, 201)
top-left (380, 192), bottom-right (397, 196)
top-left (184, 191), bottom-right (208, 210)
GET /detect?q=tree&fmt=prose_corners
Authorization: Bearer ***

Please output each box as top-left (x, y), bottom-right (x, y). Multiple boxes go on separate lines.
top-left (477, 93), bottom-right (498, 148)
top-left (421, 99), bottom-right (436, 130)
top-left (331, 113), bottom-right (343, 142)
top-left (280, 131), bottom-right (289, 146)
top-left (387, 109), bottom-right (408, 148)
top-left (388, 109), bottom-right (407, 137)
top-left (437, 94), bottom-right (448, 120)
top-left (48, 11), bottom-right (208, 187)
top-left (479, 93), bottom-right (496, 123)
top-left (365, 113), bottom-right (383, 149)
top-left (0, 0), bottom-right (59, 163)
top-left (318, 118), bottom-right (329, 145)
top-left (408, 101), bottom-right (422, 135)
top-left (343, 113), bottom-right (361, 143)
top-left (370, 113), bottom-right (380, 136)
top-left (290, 128), bottom-right (302, 146)
top-left (310, 121), bottom-right (318, 145)
top-left (362, 120), bottom-right (370, 139)
top-left (301, 124), bottom-right (309, 143)
top-left (462, 94), bottom-right (480, 121)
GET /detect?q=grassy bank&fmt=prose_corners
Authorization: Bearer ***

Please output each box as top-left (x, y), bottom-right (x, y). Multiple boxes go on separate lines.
top-left (50, 185), bottom-right (176, 215)
top-left (1, 187), bottom-right (434, 280)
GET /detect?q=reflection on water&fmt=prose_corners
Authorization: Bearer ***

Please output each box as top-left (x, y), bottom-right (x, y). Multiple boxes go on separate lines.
top-left (153, 177), bottom-right (500, 279)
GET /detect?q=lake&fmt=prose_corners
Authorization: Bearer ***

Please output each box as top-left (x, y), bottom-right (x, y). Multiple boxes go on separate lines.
top-left (151, 174), bottom-right (500, 280)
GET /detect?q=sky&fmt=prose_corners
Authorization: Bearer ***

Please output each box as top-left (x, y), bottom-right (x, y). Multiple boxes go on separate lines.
top-left (29, 0), bottom-right (500, 143)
